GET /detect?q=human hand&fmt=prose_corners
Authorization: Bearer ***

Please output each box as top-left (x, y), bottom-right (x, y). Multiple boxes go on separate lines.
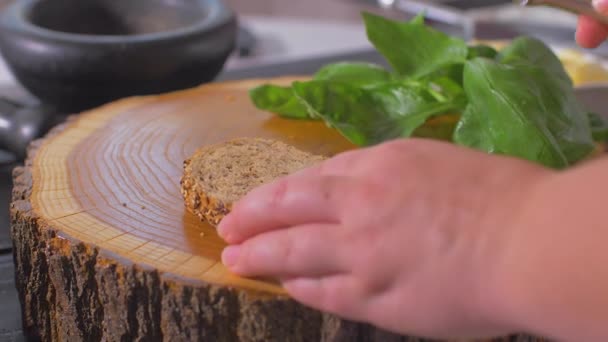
top-left (576, 0), bottom-right (608, 48)
top-left (217, 139), bottom-right (552, 339)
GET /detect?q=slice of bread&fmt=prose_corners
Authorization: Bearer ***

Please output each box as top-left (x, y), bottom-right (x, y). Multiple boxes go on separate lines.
top-left (181, 138), bottom-right (327, 227)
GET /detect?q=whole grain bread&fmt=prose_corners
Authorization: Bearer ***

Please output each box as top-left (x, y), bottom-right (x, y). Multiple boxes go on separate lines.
top-left (181, 137), bottom-right (327, 227)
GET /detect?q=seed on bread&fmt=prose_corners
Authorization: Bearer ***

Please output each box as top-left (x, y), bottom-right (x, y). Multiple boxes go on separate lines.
top-left (181, 138), bottom-right (326, 227)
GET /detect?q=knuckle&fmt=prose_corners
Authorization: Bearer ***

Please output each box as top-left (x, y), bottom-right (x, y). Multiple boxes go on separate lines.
top-left (269, 177), bottom-right (290, 208)
top-left (319, 176), bottom-right (338, 199)
top-left (317, 175), bottom-right (346, 207)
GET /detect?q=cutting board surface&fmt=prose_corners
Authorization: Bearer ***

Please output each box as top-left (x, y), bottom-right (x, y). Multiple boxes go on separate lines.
top-left (31, 77), bottom-right (355, 293)
top-left (26, 45), bottom-right (608, 294)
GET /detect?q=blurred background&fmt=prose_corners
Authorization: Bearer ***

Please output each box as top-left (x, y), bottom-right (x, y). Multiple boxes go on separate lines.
top-left (0, 0), bottom-right (596, 87)
top-left (211, 0), bottom-right (598, 65)
top-left (216, 0), bottom-right (596, 69)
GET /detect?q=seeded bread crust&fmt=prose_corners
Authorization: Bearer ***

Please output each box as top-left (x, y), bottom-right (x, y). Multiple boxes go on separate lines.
top-left (181, 138), bottom-right (326, 227)
top-left (181, 152), bottom-right (232, 226)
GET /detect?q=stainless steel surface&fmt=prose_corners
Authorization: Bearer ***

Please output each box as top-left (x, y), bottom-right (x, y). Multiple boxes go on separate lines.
top-left (520, 0), bottom-right (608, 25)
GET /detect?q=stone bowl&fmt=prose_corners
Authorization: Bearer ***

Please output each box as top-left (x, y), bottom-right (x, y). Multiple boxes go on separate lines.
top-left (0, 0), bottom-right (237, 112)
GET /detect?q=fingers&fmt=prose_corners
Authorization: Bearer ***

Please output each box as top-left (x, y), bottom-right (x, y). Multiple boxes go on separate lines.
top-left (576, 15), bottom-right (608, 48)
top-left (218, 175), bottom-right (355, 244)
top-left (283, 275), bottom-right (367, 323)
top-left (575, 1), bottom-right (608, 48)
top-left (221, 223), bottom-right (348, 278)
top-left (594, 0), bottom-right (608, 14)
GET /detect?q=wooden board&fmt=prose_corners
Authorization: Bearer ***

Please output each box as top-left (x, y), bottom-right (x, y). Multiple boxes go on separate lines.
top-left (10, 77), bottom-right (546, 341)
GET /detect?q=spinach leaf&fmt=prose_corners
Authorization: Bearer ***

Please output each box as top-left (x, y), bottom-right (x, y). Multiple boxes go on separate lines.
top-left (429, 76), bottom-right (466, 103)
top-left (467, 44), bottom-right (498, 59)
top-left (454, 58), bottom-right (595, 169)
top-left (437, 44), bottom-right (498, 86)
top-left (314, 62), bottom-right (393, 86)
top-left (292, 80), bottom-right (462, 146)
top-left (249, 12), bottom-right (597, 169)
top-left (588, 112), bottom-right (608, 141)
top-left (498, 36), bottom-right (572, 85)
top-left (251, 62), bottom-right (394, 120)
top-left (452, 104), bottom-right (494, 152)
top-left (249, 85), bottom-right (312, 120)
top-left (362, 12), bottom-right (468, 79)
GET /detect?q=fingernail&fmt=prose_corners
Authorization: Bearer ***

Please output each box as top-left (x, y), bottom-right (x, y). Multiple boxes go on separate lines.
top-left (216, 215), bottom-right (231, 240)
top-left (216, 225), bottom-right (228, 241)
top-left (593, 0), bottom-right (608, 13)
top-left (222, 245), bottom-right (241, 267)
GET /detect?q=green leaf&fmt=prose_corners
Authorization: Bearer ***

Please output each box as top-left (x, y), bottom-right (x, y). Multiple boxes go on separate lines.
top-left (588, 112), bottom-right (608, 141)
top-left (498, 36), bottom-right (572, 85)
top-left (249, 85), bottom-right (312, 119)
top-left (362, 12), bottom-right (468, 79)
top-left (452, 104), bottom-right (495, 152)
top-left (429, 76), bottom-right (466, 103)
top-left (420, 42), bottom-right (495, 86)
top-left (314, 62), bottom-right (393, 86)
top-left (454, 58), bottom-right (595, 169)
top-left (292, 80), bottom-right (462, 146)
top-left (467, 44), bottom-right (498, 59)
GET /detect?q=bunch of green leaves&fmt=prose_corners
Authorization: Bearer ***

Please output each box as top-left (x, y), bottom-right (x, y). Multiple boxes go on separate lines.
top-left (249, 12), bottom-right (607, 169)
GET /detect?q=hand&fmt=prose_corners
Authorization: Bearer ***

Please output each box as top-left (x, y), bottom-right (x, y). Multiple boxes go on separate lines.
top-left (217, 139), bottom-right (551, 339)
top-left (576, 0), bottom-right (608, 48)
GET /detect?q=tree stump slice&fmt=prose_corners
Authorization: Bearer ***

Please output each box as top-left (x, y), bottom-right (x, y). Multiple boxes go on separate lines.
top-left (10, 77), bottom-right (546, 342)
